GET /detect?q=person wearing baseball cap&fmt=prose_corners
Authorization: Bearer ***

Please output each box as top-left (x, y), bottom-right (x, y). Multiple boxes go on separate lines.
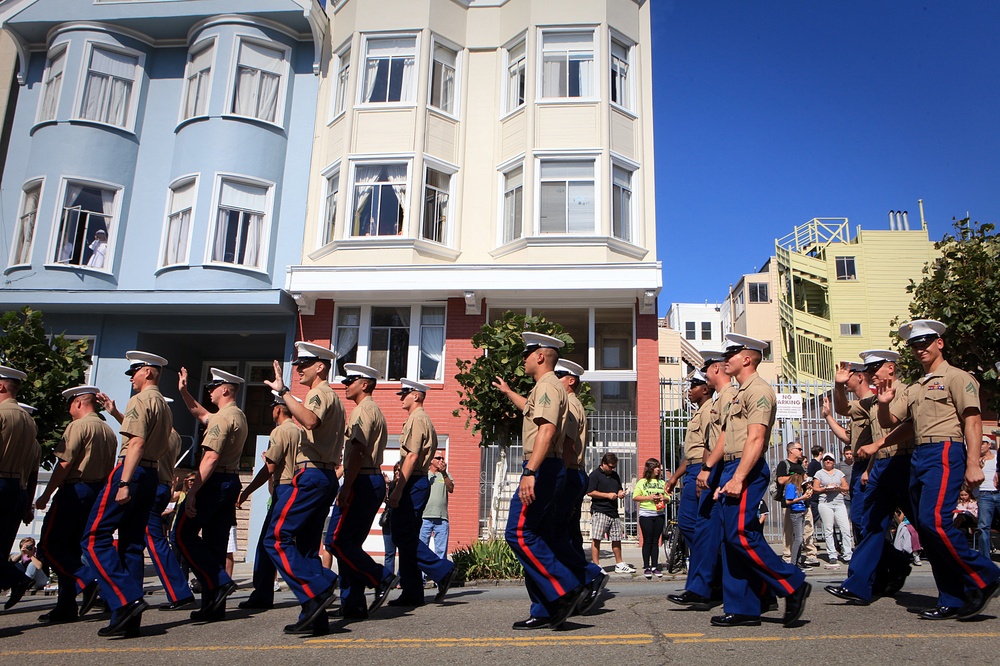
top-left (328, 363), bottom-right (396, 619)
top-left (32, 386), bottom-right (117, 623)
top-left (263, 341), bottom-right (344, 635)
top-left (175, 367), bottom-right (248, 622)
top-left (700, 333), bottom-right (810, 628)
top-left (875, 319), bottom-right (1000, 620)
top-left (0, 365), bottom-right (39, 612)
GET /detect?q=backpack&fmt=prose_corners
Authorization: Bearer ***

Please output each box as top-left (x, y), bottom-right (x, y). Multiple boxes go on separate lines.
top-left (768, 463), bottom-right (781, 501)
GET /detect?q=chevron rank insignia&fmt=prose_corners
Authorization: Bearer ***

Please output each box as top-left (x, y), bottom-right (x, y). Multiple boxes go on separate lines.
top-left (538, 392), bottom-right (551, 407)
top-left (124, 408), bottom-right (139, 419)
top-left (756, 396), bottom-right (770, 409)
top-left (205, 424), bottom-right (220, 439)
top-left (309, 394), bottom-right (322, 407)
top-left (966, 382), bottom-right (977, 395)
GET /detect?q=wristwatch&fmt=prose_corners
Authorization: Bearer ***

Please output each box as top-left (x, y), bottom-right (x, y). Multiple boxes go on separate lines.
top-left (117, 480), bottom-right (131, 488)
top-left (701, 463), bottom-right (712, 472)
top-left (278, 387), bottom-right (290, 396)
top-left (521, 467), bottom-right (537, 477)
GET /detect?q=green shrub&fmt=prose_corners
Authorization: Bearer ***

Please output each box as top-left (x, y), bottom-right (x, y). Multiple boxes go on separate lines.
top-left (452, 538), bottom-right (524, 581)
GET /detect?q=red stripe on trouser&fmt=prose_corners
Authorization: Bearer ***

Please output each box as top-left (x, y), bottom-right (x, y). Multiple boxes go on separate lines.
top-left (146, 530), bottom-right (179, 602)
top-left (175, 512), bottom-right (215, 592)
top-left (934, 442), bottom-right (986, 588)
top-left (86, 466), bottom-right (129, 606)
top-left (331, 488), bottom-right (379, 587)
top-left (272, 470), bottom-right (315, 597)
top-left (737, 489), bottom-right (795, 595)
top-left (516, 500), bottom-right (566, 598)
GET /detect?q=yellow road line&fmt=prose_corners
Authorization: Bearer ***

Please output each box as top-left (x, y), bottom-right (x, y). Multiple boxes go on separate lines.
top-left (671, 631), bottom-right (1000, 644)
top-left (305, 633), bottom-right (653, 644)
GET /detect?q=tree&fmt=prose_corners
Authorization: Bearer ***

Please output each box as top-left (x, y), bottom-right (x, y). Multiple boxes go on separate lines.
top-left (893, 217), bottom-right (1000, 413)
top-left (0, 307), bottom-right (93, 468)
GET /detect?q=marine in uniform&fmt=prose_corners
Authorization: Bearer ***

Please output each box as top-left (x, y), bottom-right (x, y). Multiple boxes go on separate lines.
top-left (79, 351), bottom-right (173, 637)
top-left (385, 379), bottom-right (456, 607)
top-left (329, 363), bottom-right (396, 619)
top-left (503, 332), bottom-right (585, 630)
top-left (826, 351), bottom-right (915, 605)
top-left (831, 361), bottom-right (874, 542)
top-left (0, 365), bottom-right (40, 611)
top-left (176, 367), bottom-right (247, 621)
top-left (876, 319), bottom-right (1000, 619)
top-left (701, 334), bottom-right (810, 628)
top-left (237, 390), bottom-right (304, 610)
top-left (34, 385), bottom-right (116, 622)
top-left (264, 342), bottom-right (343, 635)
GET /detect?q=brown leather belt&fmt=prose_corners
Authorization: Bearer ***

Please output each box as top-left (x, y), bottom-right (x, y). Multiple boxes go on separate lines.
top-left (119, 457), bottom-right (158, 469)
top-left (298, 461), bottom-right (337, 470)
top-left (916, 436), bottom-right (960, 446)
top-left (723, 452), bottom-right (742, 462)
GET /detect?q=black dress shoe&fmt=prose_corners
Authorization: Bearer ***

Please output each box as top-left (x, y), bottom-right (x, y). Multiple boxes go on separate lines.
top-left (207, 581), bottom-right (238, 613)
top-left (189, 607), bottom-right (225, 622)
top-left (39, 609), bottom-right (78, 624)
top-left (918, 605), bottom-right (961, 620)
top-left (958, 580), bottom-right (1000, 620)
top-left (783, 582), bottom-right (811, 627)
top-left (387, 596), bottom-right (425, 607)
top-left (237, 598), bottom-right (274, 610)
top-left (369, 574), bottom-right (399, 613)
top-left (4, 576), bottom-right (34, 610)
top-left (160, 596), bottom-right (197, 611)
top-left (98, 599), bottom-right (148, 636)
top-left (667, 590), bottom-right (720, 611)
top-left (79, 581), bottom-right (101, 616)
top-left (288, 589), bottom-right (338, 632)
top-left (824, 585), bottom-right (869, 606)
top-left (710, 613), bottom-right (761, 627)
top-left (761, 597), bottom-right (779, 613)
top-left (881, 567), bottom-right (911, 598)
top-left (434, 568), bottom-right (456, 602)
top-left (330, 606), bottom-right (368, 621)
top-left (549, 586), bottom-right (587, 629)
top-left (576, 572), bottom-right (609, 616)
top-left (512, 616), bottom-right (550, 630)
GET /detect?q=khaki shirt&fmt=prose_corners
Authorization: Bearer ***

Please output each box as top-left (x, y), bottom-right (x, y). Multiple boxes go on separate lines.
top-left (54, 412), bottom-right (117, 483)
top-left (22, 439), bottom-right (40, 486)
top-left (296, 383), bottom-right (346, 466)
top-left (0, 399), bottom-right (39, 486)
top-left (889, 360), bottom-right (980, 442)
top-left (120, 386), bottom-right (173, 463)
top-left (565, 393), bottom-right (587, 469)
top-left (400, 407), bottom-right (438, 474)
top-left (684, 400), bottom-right (712, 463)
top-left (865, 380), bottom-right (913, 456)
top-left (201, 403), bottom-right (248, 470)
top-left (265, 419), bottom-right (304, 486)
top-left (846, 397), bottom-right (875, 449)
top-left (344, 396), bottom-right (387, 470)
top-left (157, 431), bottom-right (182, 486)
top-left (723, 373), bottom-right (776, 457)
top-left (708, 384), bottom-right (737, 448)
top-left (522, 372), bottom-right (568, 458)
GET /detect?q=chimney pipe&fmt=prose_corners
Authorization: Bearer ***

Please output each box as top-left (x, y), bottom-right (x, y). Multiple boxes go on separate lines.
top-left (902, 211), bottom-right (910, 230)
top-left (888, 210), bottom-right (895, 230)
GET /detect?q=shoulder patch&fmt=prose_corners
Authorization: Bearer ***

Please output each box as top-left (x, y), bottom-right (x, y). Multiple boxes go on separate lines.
top-left (538, 392), bottom-right (551, 407)
top-left (205, 424), bottom-right (221, 439)
top-left (124, 407), bottom-right (139, 419)
top-left (966, 382), bottom-right (977, 395)
top-left (756, 396), bottom-right (771, 409)
top-left (309, 394), bottom-right (322, 407)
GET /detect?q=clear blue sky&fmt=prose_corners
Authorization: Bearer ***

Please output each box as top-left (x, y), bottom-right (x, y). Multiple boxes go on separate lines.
top-left (651, 1), bottom-right (1000, 312)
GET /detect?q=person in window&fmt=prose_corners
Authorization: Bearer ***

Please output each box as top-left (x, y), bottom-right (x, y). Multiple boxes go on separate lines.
top-left (86, 229), bottom-right (107, 268)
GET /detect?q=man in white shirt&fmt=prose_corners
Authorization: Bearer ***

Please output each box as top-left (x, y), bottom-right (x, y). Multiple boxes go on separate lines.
top-left (977, 435), bottom-right (998, 559)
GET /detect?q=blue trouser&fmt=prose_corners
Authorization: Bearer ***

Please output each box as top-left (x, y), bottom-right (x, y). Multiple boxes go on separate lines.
top-left (910, 441), bottom-right (1000, 608)
top-left (849, 459), bottom-right (868, 539)
top-left (383, 529), bottom-right (396, 578)
top-left (78, 463), bottom-right (158, 613)
top-left (265, 467), bottom-right (338, 606)
top-left (684, 463), bottom-right (723, 598)
top-left (420, 518), bottom-right (449, 559)
top-left (247, 484), bottom-right (290, 605)
top-left (0, 479), bottom-right (30, 591)
top-left (330, 473), bottom-right (387, 613)
top-left (146, 483), bottom-right (190, 603)
top-left (977, 490), bottom-right (1000, 559)
top-left (842, 454), bottom-right (913, 601)
top-left (505, 458), bottom-right (582, 617)
top-left (719, 458), bottom-right (806, 616)
top-left (38, 481), bottom-right (102, 612)
top-left (391, 475), bottom-right (454, 599)
top-left (175, 472), bottom-right (240, 603)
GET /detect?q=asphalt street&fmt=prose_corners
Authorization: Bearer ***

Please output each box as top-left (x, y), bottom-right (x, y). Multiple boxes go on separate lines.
top-left (1, 562), bottom-right (998, 665)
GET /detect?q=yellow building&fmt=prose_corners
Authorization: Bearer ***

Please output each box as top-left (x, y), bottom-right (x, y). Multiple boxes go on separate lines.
top-left (775, 213), bottom-right (937, 382)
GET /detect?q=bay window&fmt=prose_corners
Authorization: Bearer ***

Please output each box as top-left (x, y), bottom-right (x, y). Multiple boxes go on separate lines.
top-left (79, 46), bottom-right (138, 128)
top-left (362, 36), bottom-right (417, 104)
top-left (232, 40), bottom-right (285, 123)
top-left (351, 163), bottom-right (407, 237)
top-left (540, 31), bottom-right (594, 99)
top-left (53, 182), bottom-right (118, 269)
top-left (539, 160), bottom-right (595, 234)
top-left (210, 178), bottom-right (269, 270)
top-left (183, 41), bottom-right (213, 119)
top-left (161, 179), bottom-right (196, 267)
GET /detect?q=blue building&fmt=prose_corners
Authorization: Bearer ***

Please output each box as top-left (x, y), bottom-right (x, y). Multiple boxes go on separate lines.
top-left (0, 0), bottom-right (326, 461)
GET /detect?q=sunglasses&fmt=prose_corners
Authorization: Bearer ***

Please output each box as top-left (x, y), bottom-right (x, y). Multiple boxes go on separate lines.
top-left (433, 457), bottom-right (445, 461)
top-left (520, 346), bottom-right (538, 358)
top-left (341, 377), bottom-right (359, 386)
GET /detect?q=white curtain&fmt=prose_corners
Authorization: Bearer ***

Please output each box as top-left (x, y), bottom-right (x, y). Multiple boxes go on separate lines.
top-left (186, 44), bottom-right (213, 117)
top-left (573, 55), bottom-right (594, 97)
top-left (399, 57), bottom-right (416, 102)
top-left (84, 48), bottom-right (136, 125)
top-left (41, 50), bottom-right (65, 121)
top-left (164, 210), bottom-right (189, 265)
top-left (351, 166), bottom-right (382, 235)
top-left (420, 327), bottom-right (444, 379)
top-left (364, 58), bottom-right (380, 102)
top-left (233, 68), bottom-right (258, 117)
top-left (336, 326), bottom-right (359, 362)
top-left (15, 190), bottom-right (39, 264)
top-left (257, 72), bottom-right (280, 122)
top-left (542, 55), bottom-right (565, 97)
top-left (213, 208), bottom-right (229, 262)
top-left (242, 213), bottom-right (262, 267)
top-left (386, 164), bottom-right (407, 235)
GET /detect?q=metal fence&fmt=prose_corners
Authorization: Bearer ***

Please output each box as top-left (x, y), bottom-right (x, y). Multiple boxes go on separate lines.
top-left (660, 377), bottom-right (848, 542)
top-left (478, 412), bottom-right (639, 541)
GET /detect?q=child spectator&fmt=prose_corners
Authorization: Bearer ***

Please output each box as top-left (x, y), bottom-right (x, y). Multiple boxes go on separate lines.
top-left (784, 473), bottom-right (812, 569)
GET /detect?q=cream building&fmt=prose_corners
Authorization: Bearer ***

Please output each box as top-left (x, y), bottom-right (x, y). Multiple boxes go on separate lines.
top-left (286, 0), bottom-right (661, 547)
top-left (775, 212), bottom-right (937, 382)
top-left (657, 319), bottom-right (703, 382)
top-left (720, 259), bottom-right (782, 382)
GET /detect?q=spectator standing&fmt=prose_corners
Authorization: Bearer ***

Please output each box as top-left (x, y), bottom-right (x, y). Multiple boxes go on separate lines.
top-left (977, 436), bottom-right (998, 558)
top-left (775, 442), bottom-right (819, 566)
top-left (785, 474), bottom-right (812, 568)
top-left (806, 445), bottom-right (824, 534)
top-left (420, 454), bottom-right (453, 561)
top-left (632, 458), bottom-right (666, 578)
top-left (587, 453), bottom-right (634, 573)
top-left (813, 454), bottom-right (854, 567)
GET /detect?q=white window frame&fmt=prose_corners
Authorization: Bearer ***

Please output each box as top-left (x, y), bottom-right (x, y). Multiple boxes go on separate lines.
top-left (498, 161), bottom-right (524, 245)
top-left (36, 43), bottom-right (69, 124)
top-left (204, 173), bottom-right (274, 273)
top-left (318, 160), bottom-right (341, 248)
top-left (226, 36), bottom-right (291, 127)
top-left (835, 256), bottom-right (857, 281)
top-left (333, 303), bottom-right (448, 383)
top-left (611, 162), bottom-right (636, 243)
top-left (46, 176), bottom-right (122, 273)
top-left (180, 38), bottom-right (215, 122)
top-left (73, 41), bottom-right (144, 132)
top-left (358, 33), bottom-right (419, 107)
top-left (157, 175), bottom-right (198, 269)
top-left (428, 37), bottom-right (460, 117)
top-left (748, 282), bottom-right (769, 303)
top-left (420, 158), bottom-right (457, 246)
top-left (9, 180), bottom-right (44, 268)
top-left (609, 33), bottom-right (635, 113)
top-left (839, 323), bottom-right (862, 337)
top-left (502, 36), bottom-right (526, 116)
top-left (535, 154), bottom-right (599, 236)
top-left (537, 28), bottom-right (597, 101)
top-left (329, 44), bottom-right (351, 121)
top-left (347, 158), bottom-right (411, 239)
